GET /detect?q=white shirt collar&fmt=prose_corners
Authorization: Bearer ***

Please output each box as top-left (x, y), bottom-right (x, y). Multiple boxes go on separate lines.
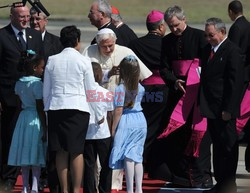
top-left (234, 15), bottom-right (243, 23)
top-left (42, 30), bottom-right (46, 41)
top-left (212, 37), bottom-right (227, 52)
top-left (116, 22), bottom-right (123, 28)
top-left (11, 24), bottom-right (27, 42)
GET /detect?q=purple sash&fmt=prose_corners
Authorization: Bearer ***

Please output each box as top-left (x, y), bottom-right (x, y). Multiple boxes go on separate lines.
top-left (236, 83), bottom-right (250, 134)
top-left (158, 59), bottom-right (207, 157)
top-left (141, 70), bottom-right (165, 85)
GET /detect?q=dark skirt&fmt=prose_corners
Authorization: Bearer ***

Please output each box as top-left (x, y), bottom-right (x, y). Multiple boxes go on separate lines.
top-left (48, 110), bottom-right (90, 154)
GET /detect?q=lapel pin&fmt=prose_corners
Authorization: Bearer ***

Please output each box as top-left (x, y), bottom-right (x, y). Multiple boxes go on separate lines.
top-left (220, 57), bottom-right (223, 61)
top-left (29, 36), bottom-right (32, 39)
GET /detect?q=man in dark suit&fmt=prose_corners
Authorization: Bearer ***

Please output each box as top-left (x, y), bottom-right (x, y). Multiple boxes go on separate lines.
top-left (30, 7), bottom-right (63, 63)
top-left (30, 7), bottom-right (63, 193)
top-left (200, 18), bottom-right (244, 193)
top-left (228, 0), bottom-right (250, 172)
top-left (228, 0), bottom-right (250, 86)
top-left (0, 5), bottom-right (43, 191)
top-left (228, 1), bottom-right (250, 55)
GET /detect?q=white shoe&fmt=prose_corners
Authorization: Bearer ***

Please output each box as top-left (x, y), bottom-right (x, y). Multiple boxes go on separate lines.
top-left (30, 190), bottom-right (38, 193)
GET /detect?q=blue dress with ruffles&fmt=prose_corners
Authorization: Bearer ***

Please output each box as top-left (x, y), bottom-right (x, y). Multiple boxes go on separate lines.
top-left (8, 76), bottom-right (47, 167)
top-left (109, 83), bottom-right (147, 169)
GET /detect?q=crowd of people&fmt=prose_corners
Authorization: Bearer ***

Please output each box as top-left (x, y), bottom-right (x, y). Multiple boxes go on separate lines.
top-left (0, 0), bottom-right (250, 193)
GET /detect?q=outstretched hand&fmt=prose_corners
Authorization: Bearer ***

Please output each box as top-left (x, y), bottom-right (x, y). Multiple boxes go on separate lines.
top-left (108, 66), bottom-right (120, 78)
top-left (175, 79), bottom-right (186, 93)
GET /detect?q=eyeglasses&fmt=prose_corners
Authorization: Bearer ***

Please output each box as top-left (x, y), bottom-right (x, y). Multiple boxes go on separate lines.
top-left (204, 30), bottom-right (221, 38)
top-left (205, 33), bottom-right (216, 38)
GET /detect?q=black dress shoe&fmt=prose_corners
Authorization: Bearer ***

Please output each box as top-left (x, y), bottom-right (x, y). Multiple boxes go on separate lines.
top-left (192, 176), bottom-right (213, 189)
top-left (201, 177), bottom-right (213, 189)
top-left (164, 183), bottom-right (190, 188)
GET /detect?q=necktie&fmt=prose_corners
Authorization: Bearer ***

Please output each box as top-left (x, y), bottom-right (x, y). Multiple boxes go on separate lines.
top-left (18, 31), bottom-right (26, 50)
top-left (209, 49), bottom-right (215, 60)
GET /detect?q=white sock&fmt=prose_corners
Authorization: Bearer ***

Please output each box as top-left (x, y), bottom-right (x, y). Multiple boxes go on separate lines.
top-left (21, 166), bottom-right (30, 193)
top-left (124, 158), bottom-right (135, 193)
top-left (134, 162), bottom-right (143, 193)
top-left (31, 166), bottom-right (41, 192)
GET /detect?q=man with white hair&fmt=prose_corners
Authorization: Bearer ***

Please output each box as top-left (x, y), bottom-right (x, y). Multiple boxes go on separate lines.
top-left (30, 7), bottom-right (63, 63)
top-left (83, 28), bottom-right (152, 92)
top-left (82, 28), bottom-right (151, 192)
top-left (88, 0), bottom-right (123, 46)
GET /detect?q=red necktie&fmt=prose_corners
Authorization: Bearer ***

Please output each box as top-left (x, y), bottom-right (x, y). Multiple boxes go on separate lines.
top-left (209, 49), bottom-right (215, 60)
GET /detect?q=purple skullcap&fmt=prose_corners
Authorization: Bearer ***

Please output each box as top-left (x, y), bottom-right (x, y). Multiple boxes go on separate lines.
top-left (146, 10), bottom-right (164, 23)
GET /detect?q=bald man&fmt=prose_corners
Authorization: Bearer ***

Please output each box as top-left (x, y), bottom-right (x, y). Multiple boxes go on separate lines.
top-left (0, 5), bottom-right (43, 191)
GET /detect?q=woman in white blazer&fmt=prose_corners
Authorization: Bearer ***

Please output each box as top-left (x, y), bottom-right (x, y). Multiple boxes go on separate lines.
top-left (43, 25), bottom-right (103, 193)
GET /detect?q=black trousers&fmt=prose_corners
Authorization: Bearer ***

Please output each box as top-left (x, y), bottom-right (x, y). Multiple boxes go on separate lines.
top-left (208, 118), bottom-right (239, 188)
top-left (0, 104), bottom-right (20, 182)
top-left (83, 137), bottom-right (112, 193)
top-left (142, 84), bottom-right (169, 161)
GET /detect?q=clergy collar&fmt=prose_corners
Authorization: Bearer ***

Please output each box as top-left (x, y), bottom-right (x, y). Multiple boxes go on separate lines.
top-left (174, 24), bottom-right (188, 37)
top-left (180, 24), bottom-right (188, 35)
top-left (116, 22), bottom-right (123, 28)
top-left (98, 20), bottom-right (112, 30)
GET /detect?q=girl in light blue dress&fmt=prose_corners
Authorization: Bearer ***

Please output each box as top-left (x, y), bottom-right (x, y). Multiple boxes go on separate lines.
top-left (109, 55), bottom-right (147, 193)
top-left (8, 50), bottom-right (47, 193)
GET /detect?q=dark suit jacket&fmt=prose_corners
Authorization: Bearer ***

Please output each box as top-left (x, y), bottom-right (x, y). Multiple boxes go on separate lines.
top-left (117, 23), bottom-right (137, 47)
top-left (0, 24), bottom-right (43, 106)
top-left (91, 22), bottom-right (124, 46)
top-left (43, 31), bottom-right (63, 63)
top-left (199, 39), bottom-right (244, 119)
top-left (228, 16), bottom-right (250, 81)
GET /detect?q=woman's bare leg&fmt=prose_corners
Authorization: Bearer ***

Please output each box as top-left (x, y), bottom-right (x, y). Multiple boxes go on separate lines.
top-left (56, 149), bottom-right (69, 193)
top-left (70, 153), bottom-right (83, 193)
